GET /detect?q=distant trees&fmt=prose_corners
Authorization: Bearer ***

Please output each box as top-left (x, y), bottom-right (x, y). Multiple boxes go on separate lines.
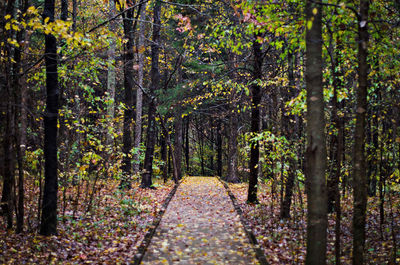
top-left (0, 1), bottom-right (399, 264)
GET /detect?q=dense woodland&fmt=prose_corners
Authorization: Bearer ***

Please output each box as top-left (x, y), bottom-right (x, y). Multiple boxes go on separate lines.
top-left (0, 0), bottom-right (399, 264)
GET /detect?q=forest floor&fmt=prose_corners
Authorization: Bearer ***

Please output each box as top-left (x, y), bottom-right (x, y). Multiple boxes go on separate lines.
top-left (228, 182), bottom-right (400, 265)
top-left (1, 177), bottom-right (398, 264)
top-left (0, 178), bottom-right (175, 264)
top-left (141, 176), bottom-right (261, 265)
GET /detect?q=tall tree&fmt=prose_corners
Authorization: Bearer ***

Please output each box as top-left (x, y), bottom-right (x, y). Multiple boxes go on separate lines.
top-left (15, 0), bottom-right (30, 234)
top-left (1, 0), bottom-right (16, 230)
top-left (133, 1), bottom-right (147, 174)
top-left (353, 0), bottom-right (369, 264)
top-left (280, 50), bottom-right (297, 219)
top-left (227, 53), bottom-right (239, 183)
top-left (173, 57), bottom-right (184, 180)
top-left (304, 1), bottom-right (327, 264)
top-left (40, 0), bottom-right (59, 236)
top-left (141, 0), bottom-right (161, 188)
top-left (106, 0), bottom-right (117, 145)
top-left (247, 31), bottom-right (263, 204)
top-left (121, 0), bottom-right (136, 187)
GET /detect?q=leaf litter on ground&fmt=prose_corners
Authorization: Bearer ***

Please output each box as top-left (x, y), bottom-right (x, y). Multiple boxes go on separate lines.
top-left (0, 178), bottom-right (174, 264)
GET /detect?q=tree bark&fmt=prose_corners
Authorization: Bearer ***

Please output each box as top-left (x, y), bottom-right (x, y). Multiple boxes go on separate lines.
top-left (184, 116), bottom-right (190, 174)
top-left (141, 0), bottom-right (161, 188)
top-left (160, 128), bottom-right (168, 182)
top-left (106, 0), bottom-right (116, 146)
top-left (247, 32), bottom-right (263, 204)
top-left (1, 0), bottom-right (16, 231)
top-left (352, 1), bottom-right (369, 264)
top-left (216, 121), bottom-right (222, 177)
top-left (174, 113), bottom-right (183, 180)
top-left (280, 51), bottom-right (296, 219)
top-left (15, 0), bottom-right (29, 233)
top-left (121, 2), bottom-right (135, 188)
top-left (40, 0), bottom-right (59, 236)
top-left (305, 1), bottom-right (327, 264)
top-left (72, 0), bottom-right (77, 31)
top-left (133, 1), bottom-right (147, 174)
top-left (227, 113), bottom-right (239, 182)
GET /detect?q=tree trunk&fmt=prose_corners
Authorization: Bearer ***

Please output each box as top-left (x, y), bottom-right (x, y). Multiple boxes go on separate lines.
top-left (160, 128), bottom-right (168, 182)
top-left (72, 0), bottom-right (77, 31)
top-left (185, 116), bottom-right (190, 174)
top-left (247, 32), bottom-right (263, 204)
top-left (280, 51), bottom-right (296, 219)
top-left (106, 0), bottom-right (116, 146)
top-left (1, 0), bottom-right (16, 231)
top-left (305, 1), bottom-right (327, 264)
top-left (141, 0), bottom-right (161, 188)
top-left (174, 113), bottom-right (183, 180)
top-left (333, 35), bottom-right (344, 265)
top-left (15, 0), bottom-right (29, 233)
top-left (209, 119), bottom-right (214, 174)
top-left (217, 121), bottom-right (222, 177)
top-left (40, 0), bottom-right (59, 236)
top-left (2, 74), bottom-right (15, 230)
top-left (352, 1), bottom-right (369, 264)
top-left (121, 3), bottom-right (135, 188)
top-left (227, 113), bottom-right (239, 182)
top-left (227, 51), bottom-right (239, 183)
top-left (133, 1), bottom-right (146, 174)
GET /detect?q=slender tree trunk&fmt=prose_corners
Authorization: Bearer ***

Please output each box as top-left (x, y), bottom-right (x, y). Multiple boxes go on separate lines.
top-left (353, 1), bottom-right (369, 264)
top-left (121, 3), bottom-right (135, 188)
top-left (15, 0), bottom-right (29, 233)
top-left (305, 1), bottom-right (327, 264)
top-left (106, 0), bottom-right (116, 146)
top-left (40, 0), bottom-right (59, 236)
top-left (185, 116), bottom-right (190, 174)
top-left (1, 0), bottom-right (17, 231)
top-left (216, 121), bottom-right (222, 178)
top-left (72, 0), bottom-right (77, 31)
top-left (141, 0), bottom-right (161, 188)
top-left (2, 68), bottom-right (15, 230)
top-left (160, 129), bottom-right (168, 182)
top-left (333, 39), bottom-right (344, 265)
top-left (247, 32), bottom-right (263, 204)
top-left (173, 59), bottom-right (183, 179)
top-left (280, 51), bottom-right (296, 219)
top-left (209, 120), bottom-right (214, 174)
top-left (227, 113), bottom-right (239, 182)
top-left (227, 52), bottom-right (239, 182)
top-left (16, 83), bottom-right (27, 233)
top-left (174, 113), bottom-right (183, 179)
top-left (197, 124), bottom-right (205, 175)
top-left (133, 1), bottom-right (146, 174)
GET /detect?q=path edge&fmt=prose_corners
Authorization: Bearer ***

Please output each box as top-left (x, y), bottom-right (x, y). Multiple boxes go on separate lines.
top-left (218, 177), bottom-right (269, 265)
top-left (132, 178), bottom-right (183, 265)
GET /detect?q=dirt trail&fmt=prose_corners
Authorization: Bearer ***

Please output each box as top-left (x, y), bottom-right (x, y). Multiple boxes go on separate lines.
top-left (141, 177), bottom-right (260, 265)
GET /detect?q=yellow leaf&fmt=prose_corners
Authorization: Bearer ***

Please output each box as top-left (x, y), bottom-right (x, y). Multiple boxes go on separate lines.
top-left (307, 20), bottom-right (313, 30)
top-left (4, 14), bottom-right (11, 20)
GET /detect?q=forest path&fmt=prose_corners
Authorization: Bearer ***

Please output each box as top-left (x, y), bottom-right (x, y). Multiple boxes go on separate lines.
top-left (140, 177), bottom-right (261, 265)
